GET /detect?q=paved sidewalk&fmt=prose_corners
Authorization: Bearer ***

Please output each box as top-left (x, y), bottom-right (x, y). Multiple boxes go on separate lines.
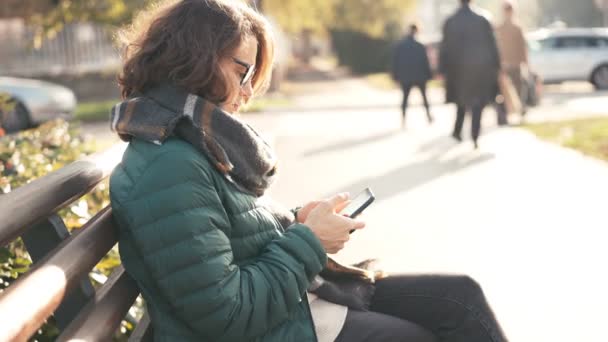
top-left (244, 78), bottom-right (608, 342)
top-left (80, 73), bottom-right (608, 341)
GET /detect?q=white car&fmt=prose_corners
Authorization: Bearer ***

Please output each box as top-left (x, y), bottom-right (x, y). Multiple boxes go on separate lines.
top-left (0, 77), bottom-right (77, 134)
top-left (527, 28), bottom-right (608, 89)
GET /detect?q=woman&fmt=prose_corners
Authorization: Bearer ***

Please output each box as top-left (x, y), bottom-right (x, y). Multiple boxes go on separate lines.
top-left (109, 1), bottom-right (508, 341)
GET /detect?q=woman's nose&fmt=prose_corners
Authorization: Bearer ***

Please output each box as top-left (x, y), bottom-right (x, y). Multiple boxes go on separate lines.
top-left (241, 79), bottom-right (254, 98)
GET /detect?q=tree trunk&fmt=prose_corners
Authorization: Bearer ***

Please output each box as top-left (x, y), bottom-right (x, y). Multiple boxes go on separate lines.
top-left (596, 0), bottom-right (608, 26)
top-left (253, 0), bottom-right (264, 12)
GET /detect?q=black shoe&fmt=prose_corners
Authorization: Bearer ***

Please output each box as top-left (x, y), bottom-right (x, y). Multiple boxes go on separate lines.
top-left (473, 141), bottom-right (479, 149)
top-left (452, 133), bottom-right (462, 142)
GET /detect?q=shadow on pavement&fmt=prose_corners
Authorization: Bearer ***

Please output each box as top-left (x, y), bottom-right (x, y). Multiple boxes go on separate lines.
top-left (275, 102), bottom-right (443, 113)
top-left (416, 135), bottom-right (461, 155)
top-left (325, 151), bottom-right (495, 203)
top-left (301, 130), bottom-right (402, 157)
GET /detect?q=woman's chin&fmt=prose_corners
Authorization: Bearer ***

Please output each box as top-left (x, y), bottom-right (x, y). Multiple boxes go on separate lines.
top-left (220, 104), bottom-right (238, 114)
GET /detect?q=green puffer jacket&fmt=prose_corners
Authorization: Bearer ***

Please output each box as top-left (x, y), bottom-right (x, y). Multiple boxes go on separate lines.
top-left (110, 138), bottom-right (327, 341)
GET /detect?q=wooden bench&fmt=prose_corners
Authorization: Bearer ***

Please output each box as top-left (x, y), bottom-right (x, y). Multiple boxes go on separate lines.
top-left (0, 143), bottom-right (153, 341)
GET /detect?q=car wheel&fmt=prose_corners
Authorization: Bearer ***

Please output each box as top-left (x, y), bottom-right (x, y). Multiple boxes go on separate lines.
top-left (591, 64), bottom-right (608, 90)
top-left (1, 100), bottom-right (31, 134)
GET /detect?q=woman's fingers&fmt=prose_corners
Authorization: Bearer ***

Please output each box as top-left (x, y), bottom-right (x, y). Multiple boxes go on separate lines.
top-left (350, 219), bottom-right (366, 231)
top-left (325, 192), bottom-right (349, 211)
top-left (334, 199), bottom-right (351, 214)
top-left (326, 242), bottom-right (345, 254)
top-left (303, 192), bottom-right (367, 254)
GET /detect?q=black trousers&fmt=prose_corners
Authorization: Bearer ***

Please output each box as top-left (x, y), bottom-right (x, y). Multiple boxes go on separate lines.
top-left (401, 82), bottom-right (432, 122)
top-left (334, 275), bottom-right (507, 342)
top-left (453, 104), bottom-right (484, 143)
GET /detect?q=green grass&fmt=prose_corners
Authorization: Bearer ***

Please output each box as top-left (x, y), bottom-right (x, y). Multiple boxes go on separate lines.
top-left (364, 73), bottom-right (443, 90)
top-left (365, 73), bottom-right (397, 90)
top-left (75, 99), bottom-right (118, 122)
top-left (524, 117), bottom-right (608, 162)
top-left (242, 96), bottom-right (292, 113)
top-left (74, 96), bottom-right (292, 122)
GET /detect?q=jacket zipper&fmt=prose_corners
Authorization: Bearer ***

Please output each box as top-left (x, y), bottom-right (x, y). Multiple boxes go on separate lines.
top-left (303, 292), bottom-right (319, 342)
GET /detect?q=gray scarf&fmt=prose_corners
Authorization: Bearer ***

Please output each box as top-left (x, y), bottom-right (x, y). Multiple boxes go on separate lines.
top-left (110, 84), bottom-right (277, 197)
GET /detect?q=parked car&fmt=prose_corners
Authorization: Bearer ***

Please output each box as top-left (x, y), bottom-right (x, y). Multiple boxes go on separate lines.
top-left (0, 77), bottom-right (76, 134)
top-left (527, 28), bottom-right (608, 89)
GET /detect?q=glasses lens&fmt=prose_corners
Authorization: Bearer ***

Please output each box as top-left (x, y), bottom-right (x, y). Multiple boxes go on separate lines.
top-left (241, 66), bottom-right (255, 87)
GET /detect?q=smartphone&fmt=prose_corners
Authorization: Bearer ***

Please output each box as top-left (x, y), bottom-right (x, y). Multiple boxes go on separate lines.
top-left (340, 187), bottom-right (375, 220)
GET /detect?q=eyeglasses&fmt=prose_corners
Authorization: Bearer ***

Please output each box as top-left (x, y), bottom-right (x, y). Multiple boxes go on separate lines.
top-left (232, 57), bottom-right (256, 87)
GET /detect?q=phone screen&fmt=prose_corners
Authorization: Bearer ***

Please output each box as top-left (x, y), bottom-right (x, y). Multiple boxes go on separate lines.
top-left (340, 188), bottom-right (375, 219)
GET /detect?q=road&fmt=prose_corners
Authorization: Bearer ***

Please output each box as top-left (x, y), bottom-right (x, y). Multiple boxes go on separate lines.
top-left (85, 79), bottom-right (608, 342)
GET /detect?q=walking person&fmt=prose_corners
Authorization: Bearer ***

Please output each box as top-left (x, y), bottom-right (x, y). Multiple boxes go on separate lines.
top-left (109, 0), bottom-right (509, 341)
top-left (495, 1), bottom-right (529, 125)
top-left (392, 23), bottom-right (434, 128)
top-left (439, 0), bottom-right (501, 148)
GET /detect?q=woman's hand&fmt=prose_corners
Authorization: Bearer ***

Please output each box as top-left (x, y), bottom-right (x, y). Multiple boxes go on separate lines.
top-left (296, 201), bottom-right (321, 223)
top-left (298, 194), bottom-right (353, 223)
top-left (303, 193), bottom-right (365, 254)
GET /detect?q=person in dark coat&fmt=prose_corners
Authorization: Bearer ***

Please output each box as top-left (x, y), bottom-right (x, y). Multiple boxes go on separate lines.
top-left (439, 0), bottom-right (500, 148)
top-left (392, 24), bottom-right (434, 128)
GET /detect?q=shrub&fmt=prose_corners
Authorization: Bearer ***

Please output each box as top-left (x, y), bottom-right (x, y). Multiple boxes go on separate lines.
top-left (0, 119), bottom-right (134, 341)
top-left (330, 29), bottom-right (395, 74)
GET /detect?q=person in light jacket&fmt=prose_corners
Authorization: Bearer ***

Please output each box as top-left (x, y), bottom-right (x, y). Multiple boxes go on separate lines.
top-left (495, 1), bottom-right (529, 124)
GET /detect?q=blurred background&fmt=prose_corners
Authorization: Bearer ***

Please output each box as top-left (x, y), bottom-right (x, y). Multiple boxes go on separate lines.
top-left (1, 0), bottom-right (607, 100)
top-left (1, 0), bottom-right (607, 341)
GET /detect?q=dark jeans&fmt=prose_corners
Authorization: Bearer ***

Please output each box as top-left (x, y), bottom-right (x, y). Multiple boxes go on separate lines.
top-left (334, 275), bottom-right (508, 342)
top-left (401, 82), bottom-right (432, 123)
top-left (453, 104), bottom-right (484, 144)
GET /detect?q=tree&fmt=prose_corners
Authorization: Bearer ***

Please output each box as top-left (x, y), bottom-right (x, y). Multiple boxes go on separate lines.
top-left (537, 0), bottom-right (603, 27)
top-left (20, 0), bottom-right (415, 46)
top-left (595, 0), bottom-right (608, 26)
top-left (329, 0), bottom-right (415, 38)
top-left (260, 0), bottom-right (414, 38)
top-left (0, 0), bottom-right (53, 19)
top-left (14, 0), bottom-right (149, 47)
top-left (260, 0), bottom-right (334, 35)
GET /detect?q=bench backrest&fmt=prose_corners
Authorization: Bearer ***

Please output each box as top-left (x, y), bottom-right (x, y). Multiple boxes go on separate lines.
top-left (0, 143), bottom-right (152, 341)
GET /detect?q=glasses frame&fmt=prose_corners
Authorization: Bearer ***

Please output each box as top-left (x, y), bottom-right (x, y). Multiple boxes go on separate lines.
top-left (232, 57), bottom-right (256, 87)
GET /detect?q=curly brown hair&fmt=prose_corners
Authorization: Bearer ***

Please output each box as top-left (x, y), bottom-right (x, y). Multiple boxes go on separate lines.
top-left (116, 0), bottom-right (274, 102)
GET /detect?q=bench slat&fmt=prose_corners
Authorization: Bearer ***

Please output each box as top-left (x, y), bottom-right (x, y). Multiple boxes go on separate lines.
top-left (128, 312), bottom-right (153, 342)
top-left (21, 215), bottom-right (96, 329)
top-left (0, 143), bottom-right (126, 247)
top-left (57, 265), bottom-right (140, 341)
top-left (0, 206), bottom-right (117, 341)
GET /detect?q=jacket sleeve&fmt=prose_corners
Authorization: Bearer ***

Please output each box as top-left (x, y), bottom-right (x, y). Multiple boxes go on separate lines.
top-left (517, 27), bottom-right (529, 65)
top-left (391, 43), bottom-right (401, 81)
top-left (121, 151), bottom-right (327, 340)
top-left (484, 19), bottom-right (501, 70)
top-left (421, 44), bottom-right (433, 80)
top-left (438, 21), bottom-right (449, 75)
